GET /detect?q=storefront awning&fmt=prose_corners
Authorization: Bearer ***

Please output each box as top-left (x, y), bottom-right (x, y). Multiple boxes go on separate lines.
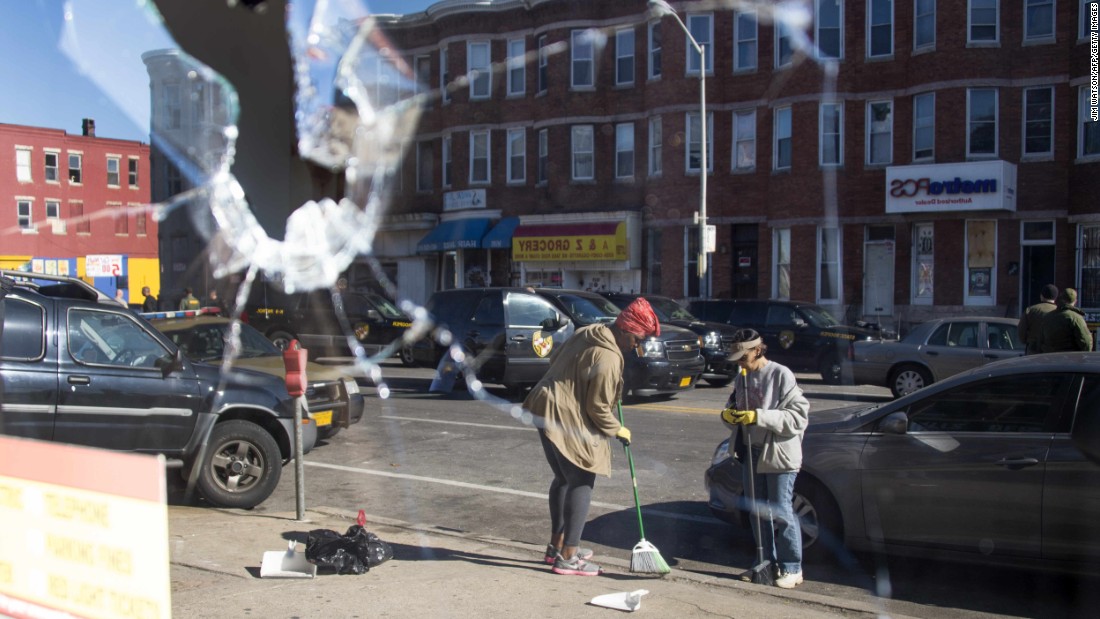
top-left (482, 217), bottom-right (521, 249)
top-left (513, 221), bottom-right (627, 261)
top-left (416, 218), bottom-right (493, 253)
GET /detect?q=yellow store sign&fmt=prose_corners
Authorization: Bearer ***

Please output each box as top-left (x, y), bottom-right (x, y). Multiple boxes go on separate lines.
top-left (513, 222), bottom-right (627, 261)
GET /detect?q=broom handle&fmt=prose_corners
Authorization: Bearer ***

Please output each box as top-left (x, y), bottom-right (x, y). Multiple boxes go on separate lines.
top-left (617, 401), bottom-right (647, 540)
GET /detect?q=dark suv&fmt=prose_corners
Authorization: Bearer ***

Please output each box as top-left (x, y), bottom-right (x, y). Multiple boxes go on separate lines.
top-left (688, 299), bottom-right (887, 384)
top-left (0, 270), bottom-right (316, 509)
top-left (601, 292), bottom-right (737, 387)
top-left (535, 289), bottom-right (706, 397)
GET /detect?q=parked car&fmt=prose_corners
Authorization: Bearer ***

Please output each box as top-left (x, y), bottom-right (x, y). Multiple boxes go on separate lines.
top-left (704, 352), bottom-right (1100, 574)
top-left (0, 271), bottom-right (316, 509)
top-left (600, 292), bottom-right (738, 387)
top-left (843, 316), bottom-right (1024, 397)
top-left (688, 299), bottom-right (891, 384)
top-left (146, 310), bottom-right (365, 440)
top-left (535, 289), bottom-right (705, 398)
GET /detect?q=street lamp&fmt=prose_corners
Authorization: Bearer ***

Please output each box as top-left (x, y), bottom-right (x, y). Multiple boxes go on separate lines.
top-left (649, 0), bottom-right (708, 296)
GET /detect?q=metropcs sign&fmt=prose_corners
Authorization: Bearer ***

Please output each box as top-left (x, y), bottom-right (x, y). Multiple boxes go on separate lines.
top-left (885, 160), bottom-right (1016, 214)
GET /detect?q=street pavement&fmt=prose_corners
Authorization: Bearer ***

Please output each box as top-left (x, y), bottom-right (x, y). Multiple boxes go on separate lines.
top-left (169, 504), bottom-right (918, 618)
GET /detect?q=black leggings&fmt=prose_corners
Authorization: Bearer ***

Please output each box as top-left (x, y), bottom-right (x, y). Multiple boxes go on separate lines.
top-left (538, 430), bottom-right (596, 548)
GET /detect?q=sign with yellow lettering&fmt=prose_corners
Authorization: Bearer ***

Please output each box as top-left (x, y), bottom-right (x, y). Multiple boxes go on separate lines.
top-left (513, 222), bottom-right (627, 262)
top-left (0, 436), bottom-right (171, 619)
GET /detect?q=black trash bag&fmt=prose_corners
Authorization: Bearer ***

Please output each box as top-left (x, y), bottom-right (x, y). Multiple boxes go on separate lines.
top-left (305, 524), bottom-right (394, 575)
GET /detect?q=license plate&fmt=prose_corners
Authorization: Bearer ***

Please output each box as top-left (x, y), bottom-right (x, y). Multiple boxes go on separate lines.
top-left (679, 376), bottom-right (692, 387)
top-left (312, 410), bottom-right (333, 426)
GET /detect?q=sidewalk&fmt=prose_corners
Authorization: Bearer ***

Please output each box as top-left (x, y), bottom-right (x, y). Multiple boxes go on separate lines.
top-left (169, 505), bottom-right (914, 618)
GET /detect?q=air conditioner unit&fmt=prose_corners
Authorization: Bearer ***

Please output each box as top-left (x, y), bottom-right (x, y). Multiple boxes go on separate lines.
top-left (50, 219), bottom-right (66, 234)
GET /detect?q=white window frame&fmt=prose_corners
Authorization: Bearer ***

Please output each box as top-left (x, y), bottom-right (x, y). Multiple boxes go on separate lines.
top-left (571, 30), bottom-right (595, 89)
top-left (964, 219), bottom-right (997, 305)
top-left (774, 106), bottom-right (792, 170)
top-left (44, 151), bottom-right (59, 183)
top-left (1079, 223), bottom-right (1100, 308)
top-left (686, 112), bottom-right (714, 173)
top-left (507, 128), bottom-right (526, 184)
top-left (734, 9), bottom-right (758, 72)
top-left (732, 109), bottom-right (757, 171)
top-left (17, 199), bottom-right (33, 231)
top-left (67, 152), bottom-right (82, 184)
top-left (616, 28), bottom-right (635, 86)
top-left (469, 130), bottom-right (490, 184)
top-left (16, 148), bottom-right (32, 183)
top-left (867, 100), bottom-right (894, 165)
top-left (1022, 86), bottom-right (1054, 157)
top-left (128, 157), bottom-right (139, 187)
top-left (440, 45), bottom-right (451, 103)
top-left (914, 0), bottom-right (936, 50)
top-left (571, 125), bottom-right (595, 181)
top-left (442, 134), bottom-right (453, 188)
top-left (615, 123), bottom-right (635, 179)
top-left (968, 0), bottom-right (999, 44)
top-left (1078, 85), bottom-right (1100, 159)
top-left (414, 54), bottom-right (432, 97)
top-left (686, 14), bottom-right (714, 75)
top-left (773, 228), bottom-right (791, 299)
top-left (775, 22), bottom-right (794, 68)
top-left (468, 41), bottom-right (491, 100)
top-left (1080, 0), bottom-right (1095, 41)
top-left (416, 140), bottom-right (433, 192)
top-left (649, 116), bottom-right (663, 176)
top-left (867, 0), bottom-right (894, 58)
top-left (648, 21), bottom-right (663, 79)
top-left (45, 199), bottom-right (60, 221)
top-left (537, 35), bottom-right (548, 93)
top-left (820, 102), bottom-right (844, 166)
top-left (507, 39), bottom-right (525, 96)
top-left (817, 226), bottom-right (842, 303)
top-left (913, 92), bottom-right (936, 161)
top-left (537, 129), bottom-right (548, 184)
top-left (107, 156), bottom-right (120, 187)
top-left (1024, 0), bottom-right (1056, 42)
top-left (912, 222), bottom-right (935, 304)
top-left (816, 0), bottom-right (844, 60)
top-left (967, 88), bottom-right (999, 158)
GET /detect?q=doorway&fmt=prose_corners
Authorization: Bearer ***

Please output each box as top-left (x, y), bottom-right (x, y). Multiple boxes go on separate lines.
top-left (1020, 221), bottom-right (1056, 315)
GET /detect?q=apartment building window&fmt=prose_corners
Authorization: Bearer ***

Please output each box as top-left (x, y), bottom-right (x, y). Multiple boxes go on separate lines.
top-left (537, 36), bottom-right (548, 93)
top-left (470, 130), bottom-right (490, 184)
top-left (687, 14), bottom-right (713, 75)
top-left (46, 199), bottom-right (60, 221)
top-left (440, 46), bottom-right (450, 103)
top-left (774, 107), bottom-right (792, 169)
top-left (417, 140), bottom-right (433, 191)
top-left (442, 135), bottom-right (453, 187)
top-left (16, 148), bottom-right (31, 182)
top-left (128, 158), bottom-right (139, 186)
top-left (646, 229), bottom-right (663, 294)
top-left (867, 100), bottom-right (893, 165)
top-left (969, 0), bottom-right (999, 43)
top-left (868, 0), bottom-right (894, 57)
top-left (968, 88), bottom-right (998, 157)
top-left (616, 29), bottom-right (635, 86)
top-left (468, 41), bottom-right (491, 99)
top-left (776, 22), bottom-right (794, 67)
top-left (616, 123), bottom-right (635, 179)
top-left (774, 228), bottom-right (791, 299)
top-left (648, 22), bottom-right (662, 79)
top-left (734, 9), bottom-right (758, 71)
top-left (816, 0), bottom-right (843, 59)
top-left (1079, 86), bottom-right (1100, 157)
top-left (414, 55), bottom-right (432, 96)
top-left (1081, 0), bottom-right (1095, 40)
top-left (17, 200), bottom-right (32, 230)
top-left (913, 92), bottom-right (935, 160)
top-left (507, 128), bottom-right (526, 183)
top-left (572, 30), bottom-right (595, 88)
top-left (648, 117), bottom-right (662, 176)
top-left (113, 203), bottom-right (128, 235)
top-left (165, 83), bottom-right (181, 129)
top-left (107, 157), bottom-right (120, 186)
top-left (166, 163), bottom-right (181, 195)
top-left (686, 112), bottom-right (714, 173)
top-left (507, 39), bottom-right (525, 96)
top-left (45, 151), bottom-right (59, 182)
top-left (136, 208), bottom-right (147, 236)
top-left (965, 220), bottom-right (996, 304)
top-left (1023, 87), bottom-right (1054, 156)
top-left (537, 129), bottom-right (548, 184)
top-left (68, 153), bottom-right (82, 184)
top-left (914, 0), bottom-right (936, 49)
top-left (820, 102), bottom-right (843, 166)
top-left (818, 226), bottom-right (841, 302)
top-left (733, 109), bottom-right (756, 170)
top-left (1025, 0), bottom-right (1055, 41)
top-left (1081, 224), bottom-right (1100, 308)
top-left (913, 223), bottom-right (934, 303)
top-left (572, 125), bottom-right (595, 180)
top-left (69, 202), bottom-right (88, 234)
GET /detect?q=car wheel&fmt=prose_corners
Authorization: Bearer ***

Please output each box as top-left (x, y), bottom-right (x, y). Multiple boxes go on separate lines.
top-left (793, 477), bottom-right (842, 562)
top-left (705, 376), bottom-right (733, 388)
top-left (317, 425), bottom-right (342, 441)
top-left (818, 355), bottom-right (843, 385)
top-left (400, 344), bottom-right (416, 367)
top-left (196, 420), bottom-right (282, 509)
top-left (268, 330), bottom-right (296, 351)
top-left (889, 364), bottom-right (932, 398)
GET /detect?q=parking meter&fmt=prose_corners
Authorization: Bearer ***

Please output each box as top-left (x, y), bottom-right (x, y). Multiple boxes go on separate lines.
top-left (282, 339), bottom-right (308, 397)
top-left (281, 339), bottom-right (309, 520)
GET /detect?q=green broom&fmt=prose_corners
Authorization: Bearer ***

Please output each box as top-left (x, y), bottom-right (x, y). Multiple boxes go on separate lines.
top-left (617, 401), bottom-right (671, 575)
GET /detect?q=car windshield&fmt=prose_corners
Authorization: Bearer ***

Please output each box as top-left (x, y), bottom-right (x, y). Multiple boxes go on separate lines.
top-left (363, 292), bottom-right (408, 320)
top-left (165, 321), bottom-right (279, 362)
top-left (644, 296), bottom-right (698, 322)
top-left (550, 293), bottom-right (619, 326)
top-left (799, 305), bottom-right (841, 328)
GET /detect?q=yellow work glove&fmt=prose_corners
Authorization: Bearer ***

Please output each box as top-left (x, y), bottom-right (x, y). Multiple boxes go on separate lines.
top-left (722, 408), bottom-right (757, 425)
top-left (615, 426), bottom-right (632, 446)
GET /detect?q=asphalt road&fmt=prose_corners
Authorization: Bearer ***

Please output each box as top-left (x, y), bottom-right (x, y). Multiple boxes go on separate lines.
top-left (182, 358), bottom-right (1098, 619)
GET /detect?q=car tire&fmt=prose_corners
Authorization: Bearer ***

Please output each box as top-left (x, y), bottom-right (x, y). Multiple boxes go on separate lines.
top-left (889, 364), bottom-right (932, 398)
top-left (196, 420), bottom-right (282, 509)
top-left (818, 355), bottom-right (843, 385)
top-left (705, 376), bottom-right (733, 388)
top-left (793, 477), bottom-right (842, 562)
top-left (268, 330), bottom-right (296, 351)
top-left (400, 344), bottom-right (416, 367)
top-left (317, 425), bottom-right (342, 441)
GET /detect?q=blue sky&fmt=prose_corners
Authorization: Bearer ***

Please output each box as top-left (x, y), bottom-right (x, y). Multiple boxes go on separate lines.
top-left (0, 0), bottom-right (438, 143)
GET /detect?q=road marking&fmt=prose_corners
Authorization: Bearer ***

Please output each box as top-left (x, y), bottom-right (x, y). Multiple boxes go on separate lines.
top-left (380, 415), bottom-right (534, 432)
top-left (305, 460), bottom-right (723, 525)
top-left (626, 402), bottom-right (719, 415)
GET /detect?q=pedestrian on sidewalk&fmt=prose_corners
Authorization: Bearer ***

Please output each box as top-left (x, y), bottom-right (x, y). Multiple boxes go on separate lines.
top-left (721, 328), bottom-right (810, 589)
top-left (1039, 288), bottom-right (1094, 353)
top-left (179, 287), bottom-right (200, 311)
top-left (523, 297), bottom-right (659, 576)
top-left (141, 286), bottom-right (159, 312)
top-left (1018, 283), bottom-right (1058, 354)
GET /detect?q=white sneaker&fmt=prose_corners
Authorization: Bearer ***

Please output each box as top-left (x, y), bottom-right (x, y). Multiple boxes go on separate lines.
top-left (775, 571), bottom-right (804, 589)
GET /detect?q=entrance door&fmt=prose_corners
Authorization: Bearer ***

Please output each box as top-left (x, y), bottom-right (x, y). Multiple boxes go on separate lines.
top-left (863, 241), bottom-right (895, 317)
top-left (1022, 245), bottom-right (1056, 314)
top-left (730, 224), bottom-right (759, 299)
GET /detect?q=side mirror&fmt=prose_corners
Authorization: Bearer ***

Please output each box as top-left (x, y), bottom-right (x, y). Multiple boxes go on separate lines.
top-left (367, 309), bottom-right (382, 322)
top-left (541, 313), bottom-right (568, 331)
top-left (156, 348), bottom-right (186, 377)
top-left (878, 411), bottom-right (908, 435)
top-left (793, 317), bottom-right (808, 328)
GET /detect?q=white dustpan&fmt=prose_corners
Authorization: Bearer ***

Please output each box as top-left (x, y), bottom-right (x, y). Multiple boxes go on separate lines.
top-left (260, 540), bottom-right (317, 578)
top-left (589, 589), bottom-right (649, 612)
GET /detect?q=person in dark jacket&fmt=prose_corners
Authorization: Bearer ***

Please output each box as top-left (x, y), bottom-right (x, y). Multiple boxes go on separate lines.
top-left (141, 286), bottom-right (159, 312)
top-left (1039, 288), bottom-right (1094, 353)
top-left (1018, 283), bottom-right (1058, 354)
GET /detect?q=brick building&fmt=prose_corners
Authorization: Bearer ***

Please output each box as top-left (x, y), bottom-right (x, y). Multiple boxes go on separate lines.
top-left (0, 119), bottom-right (156, 303)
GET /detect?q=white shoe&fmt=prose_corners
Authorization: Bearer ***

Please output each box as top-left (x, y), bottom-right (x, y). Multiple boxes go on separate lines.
top-left (775, 571), bottom-right (804, 589)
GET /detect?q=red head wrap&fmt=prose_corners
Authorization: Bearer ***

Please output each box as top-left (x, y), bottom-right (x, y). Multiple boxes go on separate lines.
top-left (614, 297), bottom-right (660, 338)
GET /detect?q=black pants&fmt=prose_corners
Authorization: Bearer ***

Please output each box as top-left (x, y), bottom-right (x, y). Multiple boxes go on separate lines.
top-left (538, 430), bottom-right (595, 548)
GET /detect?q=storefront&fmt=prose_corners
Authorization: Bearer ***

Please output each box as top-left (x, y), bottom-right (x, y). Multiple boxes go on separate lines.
top-left (511, 212), bottom-right (643, 292)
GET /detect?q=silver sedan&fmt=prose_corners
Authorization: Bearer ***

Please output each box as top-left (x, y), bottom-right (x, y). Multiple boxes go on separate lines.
top-left (842, 316), bottom-right (1024, 397)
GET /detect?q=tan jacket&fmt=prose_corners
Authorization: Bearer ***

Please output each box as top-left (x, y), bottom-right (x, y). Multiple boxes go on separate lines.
top-left (523, 324), bottom-right (624, 477)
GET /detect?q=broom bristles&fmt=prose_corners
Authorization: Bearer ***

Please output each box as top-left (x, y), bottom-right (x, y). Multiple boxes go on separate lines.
top-left (630, 539), bottom-right (671, 575)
